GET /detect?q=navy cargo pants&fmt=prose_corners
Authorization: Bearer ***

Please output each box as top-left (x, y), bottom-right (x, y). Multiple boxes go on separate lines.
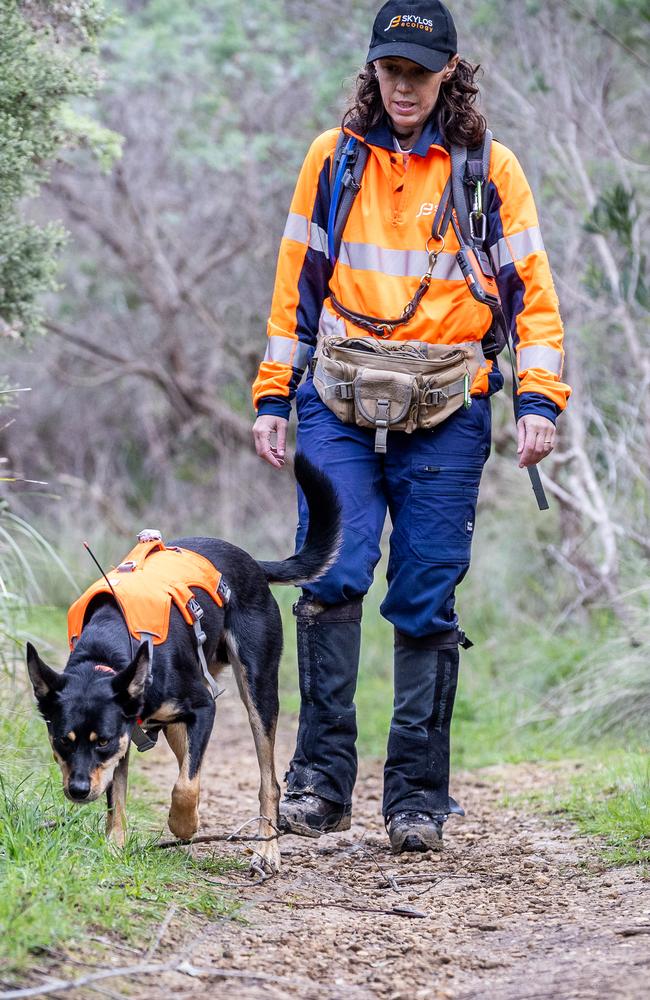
top-left (287, 377), bottom-right (491, 813)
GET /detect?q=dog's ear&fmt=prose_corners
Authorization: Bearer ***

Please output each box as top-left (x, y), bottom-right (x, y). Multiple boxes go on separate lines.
top-left (26, 642), bottom-right (66, 700)
top-left (111, 642), bottom-right (150, 714)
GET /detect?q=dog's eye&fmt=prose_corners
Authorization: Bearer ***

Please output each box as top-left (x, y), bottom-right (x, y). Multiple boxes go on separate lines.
top-left (97, 739), bottom-right (110, 748)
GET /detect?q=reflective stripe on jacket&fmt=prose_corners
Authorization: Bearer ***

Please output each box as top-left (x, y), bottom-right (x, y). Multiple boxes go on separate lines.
top-left (252, 117), bottom-right (571, 419)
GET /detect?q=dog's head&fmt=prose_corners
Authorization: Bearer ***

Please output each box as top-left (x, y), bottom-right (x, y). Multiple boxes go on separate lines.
top-left (26, 642), bottom-right (150, 803)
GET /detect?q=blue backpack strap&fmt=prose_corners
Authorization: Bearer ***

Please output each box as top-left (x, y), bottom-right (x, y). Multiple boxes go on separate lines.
top-left (327, 132), bottom-right (369, 264)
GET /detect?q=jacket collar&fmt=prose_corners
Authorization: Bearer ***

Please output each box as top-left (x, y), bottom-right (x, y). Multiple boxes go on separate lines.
top-left (362, 114), bottom-right (446, 156)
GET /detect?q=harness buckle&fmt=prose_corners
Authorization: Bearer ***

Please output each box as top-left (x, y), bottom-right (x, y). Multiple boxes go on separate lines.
top-left (187, 597), bottom-right (204, 620)
top-left (116, 560), bottom-right (137, 573)
top-left (342, 167), bottom-right (361, 193)
top-left (217, 578), bottom-right (231, 604)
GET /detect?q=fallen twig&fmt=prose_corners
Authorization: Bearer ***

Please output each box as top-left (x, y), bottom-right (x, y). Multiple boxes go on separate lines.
top-left (616, 925), bottom-right (650, 937)
top-left (155, 831), bottom-right (278, 848)
top-left (144, 904), bottom-right (177, 960)
top-left (258, 898), bottom-right (427, 918)
top-left (156, 814), bottom-right (280, 849)
top-left (0, 958), bottom-right (335, 999)
top-left (373, 871), bottom-right (505, 888)
top-left (355, 846), bottom-right (402, 894)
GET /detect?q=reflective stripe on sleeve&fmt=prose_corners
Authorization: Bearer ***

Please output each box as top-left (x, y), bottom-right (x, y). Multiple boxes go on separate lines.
top-left (490, 226), bottom-right (545, 273)
top-left (282, 212), bottom-right (329, 256)
top-left (319, 304), bottom-right (347, 339)
top-left (263, 336), bottom-right (314, 370)
top-left (518, 345), bottom-right (563, 375)
top-left (338, 242), bottom-right (464, 281)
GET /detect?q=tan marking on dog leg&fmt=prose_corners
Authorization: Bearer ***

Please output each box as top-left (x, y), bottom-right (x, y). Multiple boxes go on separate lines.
top-left (164, 723), bottom-right (200, 840)
top-left (230, 657), bottom-right (281, 873)
top-left (106, 746), bottom-right (130, 848)
top-left (141, 700), bottom-right (181, 726)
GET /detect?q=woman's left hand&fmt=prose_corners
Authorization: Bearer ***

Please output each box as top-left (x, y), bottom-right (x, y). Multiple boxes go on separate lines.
top-left (517, 414), bottom-right (556, 468)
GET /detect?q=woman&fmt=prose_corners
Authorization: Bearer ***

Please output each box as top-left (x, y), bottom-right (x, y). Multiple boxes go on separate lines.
top-left (251, 0), bottom-right (570, 853)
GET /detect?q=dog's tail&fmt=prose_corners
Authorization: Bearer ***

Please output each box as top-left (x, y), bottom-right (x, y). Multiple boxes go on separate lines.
top-left (257, 454), bottom-right (342, 586)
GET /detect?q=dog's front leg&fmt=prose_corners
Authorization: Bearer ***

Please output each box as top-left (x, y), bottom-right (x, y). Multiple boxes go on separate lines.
top-left (231, 661), bottom-right (281, 874)
top-left (164, 702), bottom-right (215, 840)
top-left (106, 746), bottom-right (130, 848)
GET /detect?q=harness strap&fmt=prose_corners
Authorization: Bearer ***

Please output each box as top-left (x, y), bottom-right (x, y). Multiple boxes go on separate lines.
top-left (326, 127), bottom-right (549, 512)
top-left (431, 177), bottom-right (453, 243)
top-left (187, 597), bottom-right (223, 701)
top-left (450, 143), bottom-right (472, 245)
top-left (329, 270), bottom-right (435, 337)
top-left (131, 632), bottom-right (159, 752)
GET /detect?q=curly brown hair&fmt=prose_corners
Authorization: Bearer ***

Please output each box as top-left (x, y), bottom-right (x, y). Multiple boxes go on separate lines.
top-left (342, 59), bottom-right (486, 148)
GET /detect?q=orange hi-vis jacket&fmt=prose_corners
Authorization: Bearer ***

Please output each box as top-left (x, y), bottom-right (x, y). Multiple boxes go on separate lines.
top-left (252, 118), bottom-right (570, 423)
top-left (67, 538), bottom-right (227, 650)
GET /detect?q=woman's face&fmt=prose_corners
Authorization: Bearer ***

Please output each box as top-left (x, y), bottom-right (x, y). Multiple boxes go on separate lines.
top-left (375, 55), bottom-right (458, 143)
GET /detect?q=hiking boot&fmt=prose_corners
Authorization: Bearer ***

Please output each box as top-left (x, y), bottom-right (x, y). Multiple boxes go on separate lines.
top-left (286, 598), bottom-right (362, 807)
top-left (387, 810), bottom-right (445, 853)
top-left (278, 792), bottom-right (352, 838)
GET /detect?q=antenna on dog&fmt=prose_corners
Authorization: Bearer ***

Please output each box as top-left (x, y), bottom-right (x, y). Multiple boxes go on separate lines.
top-left (83, 541), bottom-right (135, 658)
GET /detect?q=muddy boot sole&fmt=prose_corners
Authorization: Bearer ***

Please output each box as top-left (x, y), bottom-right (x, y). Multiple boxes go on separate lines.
top-left (279, 797), bottom-right (352, 838)
top-left (388, 816), bottom-right (444, 853)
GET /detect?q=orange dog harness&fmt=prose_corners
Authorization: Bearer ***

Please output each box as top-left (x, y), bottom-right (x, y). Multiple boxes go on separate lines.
top-left (68, 532), bottom-right (230, 704)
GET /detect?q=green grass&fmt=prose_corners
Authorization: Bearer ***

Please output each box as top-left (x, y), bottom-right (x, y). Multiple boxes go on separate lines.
top-left (553, 753), bottom-right (650, 869)
top-left (0, 776), bottom-right (241, 971)
top-left (0, 615), bottom-right (243, 975)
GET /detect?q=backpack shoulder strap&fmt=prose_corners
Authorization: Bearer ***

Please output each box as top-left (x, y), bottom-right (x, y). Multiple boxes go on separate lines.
top-left (329, 131), bottom-right (349, 195)
top-left (450, 128), bottom-right (492, 248)
top-left (327, 131), bottom-right (369, 264)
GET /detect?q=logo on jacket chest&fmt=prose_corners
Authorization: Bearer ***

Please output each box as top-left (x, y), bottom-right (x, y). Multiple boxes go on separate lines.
top-left (416, 202), bottom-right (436, 219)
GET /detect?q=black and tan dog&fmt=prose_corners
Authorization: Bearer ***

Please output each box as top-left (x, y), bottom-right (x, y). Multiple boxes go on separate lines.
top-left (26, 455), bottom-right (340, 873)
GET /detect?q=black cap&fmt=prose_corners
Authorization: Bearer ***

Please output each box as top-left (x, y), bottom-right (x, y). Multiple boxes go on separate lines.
top-left (366, 1), bottom-right (457, 73)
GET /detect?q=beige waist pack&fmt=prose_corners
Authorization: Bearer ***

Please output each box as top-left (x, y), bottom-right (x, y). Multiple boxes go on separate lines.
top-left (312, 337), bottom-right (482, 453)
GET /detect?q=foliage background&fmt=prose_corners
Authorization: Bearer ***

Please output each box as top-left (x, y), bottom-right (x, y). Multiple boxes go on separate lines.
top-left (1, 0), bottom-right (649, 737)
top-left (0, 0), bottom-right (648, 975)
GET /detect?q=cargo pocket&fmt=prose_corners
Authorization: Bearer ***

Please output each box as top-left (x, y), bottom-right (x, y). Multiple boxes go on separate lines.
top-left (409, 464), bottom-right (482, 565)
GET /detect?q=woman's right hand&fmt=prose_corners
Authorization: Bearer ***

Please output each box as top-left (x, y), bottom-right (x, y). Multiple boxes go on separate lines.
top-left (252, 414), bottom-right (289, 469)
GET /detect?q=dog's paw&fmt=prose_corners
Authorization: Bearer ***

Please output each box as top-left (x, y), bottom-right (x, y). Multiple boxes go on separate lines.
top-left (168, 806), bottom-right (199, 841)
top-left (106, 813), bottom-right (127, 849)
top-left (107, 826), bottom-right (127, 849)
top-left (249, 841), bottom-right (281, 878)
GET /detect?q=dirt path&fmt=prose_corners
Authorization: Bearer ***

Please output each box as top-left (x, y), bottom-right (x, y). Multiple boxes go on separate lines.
top-left (132, 675), bottom-right (648, 1000)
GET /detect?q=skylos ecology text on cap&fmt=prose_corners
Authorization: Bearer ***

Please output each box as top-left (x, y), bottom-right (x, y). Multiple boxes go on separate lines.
top-left (366, 0), bottom-right (458, 73)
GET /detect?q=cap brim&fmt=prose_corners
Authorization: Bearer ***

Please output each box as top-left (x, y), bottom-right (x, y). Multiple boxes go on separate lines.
top-left (367, 42), bottom-right (451, 73)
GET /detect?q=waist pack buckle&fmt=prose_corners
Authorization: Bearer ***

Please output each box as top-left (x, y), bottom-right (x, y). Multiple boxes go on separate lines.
top-left (422, 387), bottom-right (448, 407)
